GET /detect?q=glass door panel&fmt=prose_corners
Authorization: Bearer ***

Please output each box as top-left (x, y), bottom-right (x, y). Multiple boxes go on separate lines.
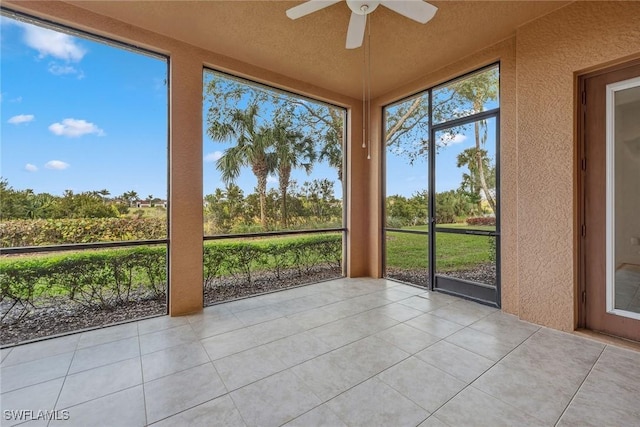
top-left (608, 78), bottom-right (640, 318)
top-left (435, 233), bottom-right (497, 285)
top-left (384, 93), bottom-right (430, 287)
top-left (433, 116), bottom-right (498, 303)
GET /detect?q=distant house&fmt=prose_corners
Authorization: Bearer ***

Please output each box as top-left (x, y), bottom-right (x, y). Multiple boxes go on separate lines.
top-left (135, 199), bottom-right (167, 208)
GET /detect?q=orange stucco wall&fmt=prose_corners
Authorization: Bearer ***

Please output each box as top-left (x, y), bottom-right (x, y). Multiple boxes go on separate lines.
top-left (515, 1), bottom-right (640, 331)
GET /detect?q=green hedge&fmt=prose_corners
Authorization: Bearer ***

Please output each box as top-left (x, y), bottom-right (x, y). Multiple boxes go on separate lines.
top-left (0, 217), bottom-right (167, 247)
top-left (0, 234), bottom-right (342, 323)
top-left (0, 246), bottom-right (167, 322)
top-left (203, 234), bottom-right (341, 286)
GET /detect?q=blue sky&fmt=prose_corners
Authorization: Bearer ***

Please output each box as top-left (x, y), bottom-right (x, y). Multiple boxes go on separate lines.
top-left (386, 119), bottom-right (498, 197)
top-left (1, 16), bottom-right (168, 199)
top-left (1, 14), bottom-right (495, 202)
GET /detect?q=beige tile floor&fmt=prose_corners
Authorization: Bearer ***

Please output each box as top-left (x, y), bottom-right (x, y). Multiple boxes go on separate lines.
top-left (1, 278), bottom-right (639, 426)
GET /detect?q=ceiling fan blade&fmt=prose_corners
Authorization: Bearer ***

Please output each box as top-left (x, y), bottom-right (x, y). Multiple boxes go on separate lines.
top-left (286, 0), bottom-right (341, 20)
top-left (380, 0), bottom-right (437, 24)
top-left (346, 12), bottom-right (366, 49)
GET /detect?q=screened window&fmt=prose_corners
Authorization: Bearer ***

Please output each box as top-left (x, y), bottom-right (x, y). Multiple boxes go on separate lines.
top-left (0, 11), bottom-right (169, 344)
top-left (201, 69), bottom-right (346, 306)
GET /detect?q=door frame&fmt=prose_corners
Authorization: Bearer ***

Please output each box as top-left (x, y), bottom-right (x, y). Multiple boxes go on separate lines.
top-left (430, 110), bottom-right (501, 307)
top-left (577, 57), bottom-right (640, 331)
top-left (381, 63), bottom-right (501, 308)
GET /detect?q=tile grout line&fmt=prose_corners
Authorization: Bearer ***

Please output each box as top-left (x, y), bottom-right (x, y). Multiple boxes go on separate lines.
top-left (286, 349), bottom-right (415, 427)
top-left (44, 333), bottom-right (81, 427)
top-left (420, 328), bottom-right (545, 423)
top-left (143, 328), bottom-right (232, 425)
top-left (196, 287), bottom-right (462, 401)
top-left (137, 322), bottom-right (149, 427)
top-left (373, 317), bottom-right (533, 420)
top-left (552, 344), bottom-right (607, 427)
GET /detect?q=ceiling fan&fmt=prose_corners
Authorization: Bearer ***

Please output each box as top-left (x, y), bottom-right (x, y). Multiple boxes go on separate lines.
top-left (286, 0), bottom-right (438, 49)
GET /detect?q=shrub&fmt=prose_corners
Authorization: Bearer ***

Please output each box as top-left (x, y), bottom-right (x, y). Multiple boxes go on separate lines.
top-left (466, 216), bottom-right (496, 226)
top-left (0, 217), bottom-right (166, 247)
top-left (202, 234), bottom-right (342, 285)
top-left (1, 234), bottom-right (341, 324)
top-left (0, 246), bottom-right (167, 322)
top-left (385, 217), bottom-right (407, 229)
top-left (0, 258), bottom-right (52, 322)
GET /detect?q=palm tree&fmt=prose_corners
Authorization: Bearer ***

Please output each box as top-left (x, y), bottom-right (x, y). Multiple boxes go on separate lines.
top-left (97, 189), bottom-right (110, 202)
top-left (122, 190), bottom-right (139, 206)
top-left (456, 147), bottom-right (489, 214)
top-left (23, 193), bottom-right (54, 219)
top-left (269, 119), bottom-right (316, 227)
top-left (318, 108), bottom-right (344, 182)
top-left (208, 103), bottom-right (276, 230)
top-left (452, 70), bottom-right (498, 214)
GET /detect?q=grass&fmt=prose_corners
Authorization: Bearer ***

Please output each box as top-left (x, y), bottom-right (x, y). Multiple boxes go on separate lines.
top-left (204, 232), bottom-right (342, 247)
top-left (126, 207), bottom-right (167, 219)
top-left (385, 223), bottom-right (495, 271)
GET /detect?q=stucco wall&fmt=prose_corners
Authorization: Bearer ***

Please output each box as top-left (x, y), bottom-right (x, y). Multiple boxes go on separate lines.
top-left (515, 1), bottom-right (640, 331)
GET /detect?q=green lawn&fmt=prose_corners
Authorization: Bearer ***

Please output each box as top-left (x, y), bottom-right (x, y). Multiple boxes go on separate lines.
top-left (385, 224), bottom-right (495, 271)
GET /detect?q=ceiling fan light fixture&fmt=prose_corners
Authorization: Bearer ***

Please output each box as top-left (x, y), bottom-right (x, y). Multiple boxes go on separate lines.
top-left (346, 0), bottom-right (380, 15)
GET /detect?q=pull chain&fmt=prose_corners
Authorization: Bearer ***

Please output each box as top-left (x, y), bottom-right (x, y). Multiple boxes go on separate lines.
top-left (367, 14), bottom-right (371, 160)
top-left (362, 28), bottom-right (366, 150)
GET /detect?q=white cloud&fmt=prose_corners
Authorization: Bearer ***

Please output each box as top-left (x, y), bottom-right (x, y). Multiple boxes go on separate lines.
top-left (48, 118), bottom-right (105, 137)
top-left (24, 163), bottom-right (38, 172)
top-left (47, 63), bottom-right (85, 79)
top-left (48, 63), bottom-right (76, 75)
top-left (2, 94), bottom-right (24, 103)
top-left (45, 160), bottom-right (70, 170)
top-left (204, 151), bottom-right (223, 162)
top-left (438, 133), bottom-right (467, 146)
top-left (8, 114), bottom-right (34, 124)
top-left (47, 62), bottom-right (78, 75)
top-left (20, 23), bottom-right (86, 62)
top-left (267, 175), bottom-right (278, 184)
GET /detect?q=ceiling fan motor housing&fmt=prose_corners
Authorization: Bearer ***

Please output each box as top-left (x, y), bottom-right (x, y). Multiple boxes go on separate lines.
top-left (347, 0), bottom-right (380, 15)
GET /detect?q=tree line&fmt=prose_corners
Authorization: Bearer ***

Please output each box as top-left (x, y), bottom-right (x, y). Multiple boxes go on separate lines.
top-left (203, 179), bottom-right (342, 234)
top-left (0, 180), bottom-right (135, 220)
